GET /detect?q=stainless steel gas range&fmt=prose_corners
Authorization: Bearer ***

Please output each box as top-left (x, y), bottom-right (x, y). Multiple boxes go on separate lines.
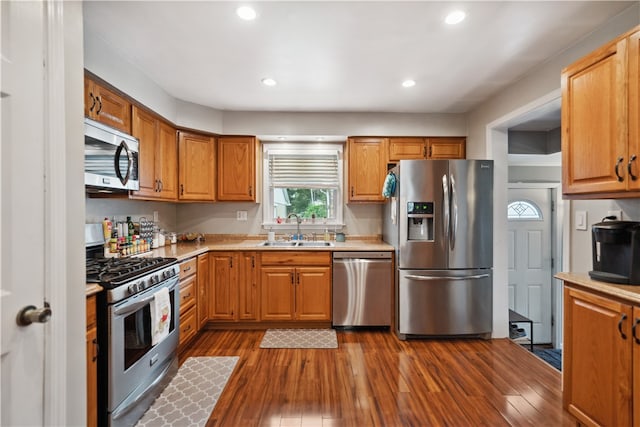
top-left (86, 242), bottom-right (180, 427)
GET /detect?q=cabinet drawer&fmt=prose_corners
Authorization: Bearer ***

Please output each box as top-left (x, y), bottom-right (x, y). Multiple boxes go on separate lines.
top-left (179, 275), bottom-right (196, 315)
top-left (86, 295), bottom-right (97, 330)
top-left (260, 251), bottom-right (331, 266)
top-left (179, 257), bottom-right (197, 280)
top-left (179, 307), bottom-right (197, 346)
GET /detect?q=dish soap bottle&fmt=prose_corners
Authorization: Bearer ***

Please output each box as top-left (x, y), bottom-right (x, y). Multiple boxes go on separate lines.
top-left (324, 228), bottom-right (330, 242)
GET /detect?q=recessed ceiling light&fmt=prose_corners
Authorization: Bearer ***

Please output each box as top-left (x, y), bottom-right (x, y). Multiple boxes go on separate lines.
top-left (316, 137), bottom-right (325, 141)
top-left (402, 80), bottom-right (416, 88)
top-left (261, 77), bottom-right (277, 87)
top-left (445, 10), bottom-right (466, 25)
top-left (278, 136), bottom-right (286, 140)
top-left (236, 6), bottom-right (257, 21)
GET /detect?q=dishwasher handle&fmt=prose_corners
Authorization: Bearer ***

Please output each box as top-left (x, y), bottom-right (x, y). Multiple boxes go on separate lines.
top-left (333, 251), bottom-right (392, 260)
top-left (404, 273), bottom-right (490, 281)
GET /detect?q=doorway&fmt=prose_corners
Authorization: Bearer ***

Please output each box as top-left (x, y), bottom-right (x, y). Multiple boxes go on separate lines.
top-left (507, 187), bottom-right (553, 344)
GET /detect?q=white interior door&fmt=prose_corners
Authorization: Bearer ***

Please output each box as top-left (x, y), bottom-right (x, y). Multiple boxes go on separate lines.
top-left (507, 188), bottom-right (553, 344)
top-left (1, 1), bottom-right (48, 424)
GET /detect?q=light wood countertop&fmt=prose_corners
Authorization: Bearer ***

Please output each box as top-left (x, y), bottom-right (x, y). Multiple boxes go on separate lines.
top-left (556, 272), bottom-right (640, 305)
top-left (86, 239), bottom-right (394, 295)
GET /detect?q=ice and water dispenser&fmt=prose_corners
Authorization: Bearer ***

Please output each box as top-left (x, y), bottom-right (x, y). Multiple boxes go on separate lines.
top-left (407, 202), bottom-right (434, 241)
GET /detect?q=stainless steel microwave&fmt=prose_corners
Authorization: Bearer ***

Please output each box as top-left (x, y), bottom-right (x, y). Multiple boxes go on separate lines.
top-left (84, 117), bottom-right (139, 192)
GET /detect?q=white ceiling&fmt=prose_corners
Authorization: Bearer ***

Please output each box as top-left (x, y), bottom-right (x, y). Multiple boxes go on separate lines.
top-left (83, 1), bottom-right (635, 116)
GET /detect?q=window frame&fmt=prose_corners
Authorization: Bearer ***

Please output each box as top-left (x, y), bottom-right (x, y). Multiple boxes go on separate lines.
top-left (262, 142), bottom-right (344, 230)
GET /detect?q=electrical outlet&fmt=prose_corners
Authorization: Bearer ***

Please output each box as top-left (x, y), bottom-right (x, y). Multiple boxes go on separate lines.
top-left (575, 211), bottom-right (587, 230)
top-left (237, 210), bottom-right (248, 221)
top-left (153, 211), bottom-right (159, 222)
top-left (607, 210), bottom-right (622, 220)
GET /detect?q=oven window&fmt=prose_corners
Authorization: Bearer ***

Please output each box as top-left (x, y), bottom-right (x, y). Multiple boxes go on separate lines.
top-left (123, 290), bottom-right (175, 370)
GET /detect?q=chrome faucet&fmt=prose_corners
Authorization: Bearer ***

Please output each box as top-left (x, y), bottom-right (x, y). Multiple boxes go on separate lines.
top-left (287, 213), bottom-right (302, 239)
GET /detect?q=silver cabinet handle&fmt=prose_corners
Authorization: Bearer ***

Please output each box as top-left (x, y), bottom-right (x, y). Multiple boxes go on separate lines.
top-left (405, 274), bottom-right (490, 281)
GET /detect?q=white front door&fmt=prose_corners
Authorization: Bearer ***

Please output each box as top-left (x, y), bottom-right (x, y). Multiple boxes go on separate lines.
top-left (507, 188), bottom-right (553, 344)
top-left (1, 1), bottom-right (47, 424)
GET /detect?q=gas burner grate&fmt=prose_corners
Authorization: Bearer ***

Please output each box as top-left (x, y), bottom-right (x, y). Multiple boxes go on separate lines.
top-left (86, 257), bottom-right (177, 287)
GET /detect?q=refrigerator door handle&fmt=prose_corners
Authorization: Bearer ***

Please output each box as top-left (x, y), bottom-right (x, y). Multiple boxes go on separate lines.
top-left (442, 174), bottom-right (449, 242)
top-left (450, 174), bottom-right (457, 249)
top-left (404, 274), bottom-right (490, 281)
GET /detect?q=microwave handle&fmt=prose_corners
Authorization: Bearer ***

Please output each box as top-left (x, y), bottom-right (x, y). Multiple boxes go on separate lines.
top-left (114, 140), bottom-right (132, 186)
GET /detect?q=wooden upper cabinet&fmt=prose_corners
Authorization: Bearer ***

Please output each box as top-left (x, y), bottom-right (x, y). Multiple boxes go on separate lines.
top-left (388, 137), bottom-right (466, 162)
top-left (427, 137), bottom-right (466, 159)
top-left (130, 107), bottom-right (177, 200)
top-left (561, 25), bottom-right (640, 197)
top-left (348, 137), bottom-right (388, 202)
top-left (178, 131), bottom-right (216, 201)
top-left (217, 136), bottom-right (256, 201)
top-left (629, 28), bottom-right (640, 192)
top-left (388, 137), bottom-right (427, 161)
top-left (84, 75), bottom-right (131, 134)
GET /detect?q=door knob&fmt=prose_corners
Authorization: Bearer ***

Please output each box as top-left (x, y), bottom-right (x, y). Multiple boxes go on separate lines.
top-left (16, 302), bottom-right (52, 326)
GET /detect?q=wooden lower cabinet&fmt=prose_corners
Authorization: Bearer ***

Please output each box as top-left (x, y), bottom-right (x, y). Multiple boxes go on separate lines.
top-left (178, 257), bottom-right (198, 347)
top-left (86, 294), bottom-right (98, 427)
top-left (563, 284), bottom-right (634, 426)
top-left (197, 253), bottom-right (209, 329)
top-left (260, 252), bottom-right (331, 322)
top-left (209, 251), bottom-right (259, 322)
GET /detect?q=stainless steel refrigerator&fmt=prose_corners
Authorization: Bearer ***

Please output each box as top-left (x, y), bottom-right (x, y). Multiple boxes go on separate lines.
top-left (383, 159), bottom-right (493, 339)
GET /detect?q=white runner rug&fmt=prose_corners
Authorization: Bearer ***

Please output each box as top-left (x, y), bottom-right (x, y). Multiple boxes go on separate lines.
top-left (136, 356), bottom-right (238, 427)
top-left (259, 328), bottom-right (338, 349)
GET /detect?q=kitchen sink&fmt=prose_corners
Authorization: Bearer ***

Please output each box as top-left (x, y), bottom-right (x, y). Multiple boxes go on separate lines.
top-left (296, 241), bottom-right (334, 247)
top-left (257, 241), bottom-right (334, 247)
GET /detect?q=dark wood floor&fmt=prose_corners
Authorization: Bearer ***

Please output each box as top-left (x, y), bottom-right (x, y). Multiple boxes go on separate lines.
top-left (179, 329), bottom-right (576, 426)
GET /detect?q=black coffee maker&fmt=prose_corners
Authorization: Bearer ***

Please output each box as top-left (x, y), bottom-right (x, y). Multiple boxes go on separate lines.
top-left (589, 219), bottom-right (640, 284)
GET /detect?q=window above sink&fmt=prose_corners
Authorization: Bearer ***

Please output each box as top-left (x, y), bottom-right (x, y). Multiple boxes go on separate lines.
top-left (262, 142), bottom-right (344, 229)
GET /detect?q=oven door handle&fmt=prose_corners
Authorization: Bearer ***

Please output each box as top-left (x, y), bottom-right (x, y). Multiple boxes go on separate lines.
top-left (113, 279), bottom-right (179, 317)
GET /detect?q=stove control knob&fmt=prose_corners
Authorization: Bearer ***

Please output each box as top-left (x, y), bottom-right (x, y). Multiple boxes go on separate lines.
top-left (128, 283), bottom-right (138, 294)
top-left (151, 274), bottom-right (159, 284)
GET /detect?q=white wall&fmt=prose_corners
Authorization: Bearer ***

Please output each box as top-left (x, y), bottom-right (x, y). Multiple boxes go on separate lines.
top-left (467, 5), bottom-right (639, 339)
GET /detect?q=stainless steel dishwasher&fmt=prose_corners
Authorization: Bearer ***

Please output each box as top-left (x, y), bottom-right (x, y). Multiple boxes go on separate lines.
top-left (332, 252), bottom-right (392, 327)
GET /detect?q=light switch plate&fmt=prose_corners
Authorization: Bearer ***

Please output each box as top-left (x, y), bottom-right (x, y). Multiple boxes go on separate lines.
top-left (237, 210), bottom-right (248, 221)
top-left (575, 211), bottom-right (587, 230)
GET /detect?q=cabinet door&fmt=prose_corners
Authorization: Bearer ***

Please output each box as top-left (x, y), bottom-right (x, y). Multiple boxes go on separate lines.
top-left (84, 77), bottom-right (131, 134)
top-left (563, 286), bottom-right (632, 426)
top-left (348, 137), bottom-right (388, 202)
top-left (157, 121), bottom-right (178, 200)
top-left (217, 136), bottom-right (256, 201)
top-left (210, 253), bottom-right (237, 320)
top-left (562, 37), bottom-right (628, 195)
top-left (634, 306), bottom-right (640, 426)
top-left (261, 267), bottom-right (295, 321)
top-left (295, 267), bottom-right (331, 321)
top-left (179, 274), bottom-right (197, 315)
top-left (388, 137), bottom-right (426, 161)
top-left (178, 131), bottom-right (216, 201)
top-left (427, 137), bottom-right (466, 159)
top-left (238, 252), bottom-right (259, 320)
top-left (629, 29), bottom-right (640, 191)
top-left (131, 107), bottom-right (159, 198)
top-left (197, 253), bottom-right (209, 329)
top-left (86, 326), bottom-right (98, 427)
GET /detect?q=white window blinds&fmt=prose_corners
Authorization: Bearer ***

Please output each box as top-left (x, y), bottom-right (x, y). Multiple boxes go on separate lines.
top-left (268, 152), bottom-right (340, 188)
